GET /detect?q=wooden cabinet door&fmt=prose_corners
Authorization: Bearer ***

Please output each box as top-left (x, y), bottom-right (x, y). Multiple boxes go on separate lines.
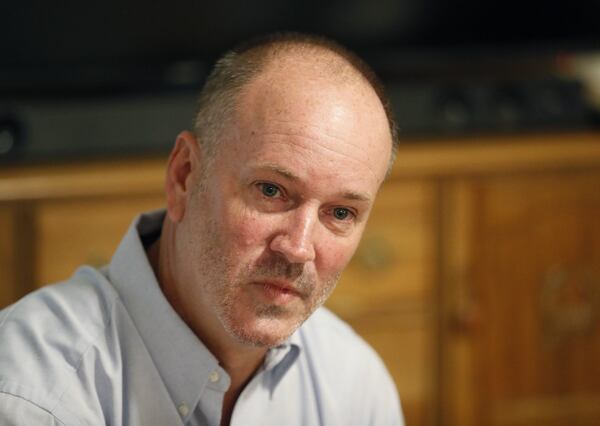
top-left (442, 170), bottom-right (600, 426)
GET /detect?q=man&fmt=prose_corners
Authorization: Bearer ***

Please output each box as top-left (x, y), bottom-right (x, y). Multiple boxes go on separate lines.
top-left (0, 33), bottom-right (403, 425)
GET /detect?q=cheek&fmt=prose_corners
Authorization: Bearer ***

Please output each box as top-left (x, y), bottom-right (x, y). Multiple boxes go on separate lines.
top-left (316, 237), bottom-right (359, 277)
top-left (221, 203), bottom-right (277, 251)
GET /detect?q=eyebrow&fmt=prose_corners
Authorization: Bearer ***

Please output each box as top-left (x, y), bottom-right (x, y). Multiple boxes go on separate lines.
top-left (262, 164), bottom-right (299, 182)
top-left (341, 191), bottom-right (371, 202)
top-left (258, 163), bottom-right (372, 203)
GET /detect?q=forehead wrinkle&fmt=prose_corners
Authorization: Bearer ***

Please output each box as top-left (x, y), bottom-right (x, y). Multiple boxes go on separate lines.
top-left (255, 134), bottom-right (382, 185)
top-left (255, 111), bottom-right (384, 160)
top-left (259, 108), bottom-right (373, 147)
top-left (256, 128), bottom-right (369, 160)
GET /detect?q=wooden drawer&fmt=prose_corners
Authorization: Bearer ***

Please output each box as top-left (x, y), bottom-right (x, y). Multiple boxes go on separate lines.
top-left (34, 195), bottom-right (164, 286)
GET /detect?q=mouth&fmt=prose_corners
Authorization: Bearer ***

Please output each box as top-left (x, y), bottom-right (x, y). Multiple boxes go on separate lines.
top-left (252, 280), bottom-right (304, 304)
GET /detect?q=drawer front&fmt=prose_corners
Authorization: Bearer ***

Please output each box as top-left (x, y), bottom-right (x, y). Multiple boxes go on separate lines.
top-left (35, 195), bottom-right (164, 286)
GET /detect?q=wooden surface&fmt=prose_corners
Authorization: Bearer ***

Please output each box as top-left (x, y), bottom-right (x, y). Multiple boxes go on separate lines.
top-left (35, 195), bottom-right (165, 285)
top-left (0, 158), bottom-right (166, 201)
top-left (393, 131), bottom-right (600, 177)
top-left (0, 206), bottom-right (18, 307)
top-left (470, 170), bottom-right (600, 426)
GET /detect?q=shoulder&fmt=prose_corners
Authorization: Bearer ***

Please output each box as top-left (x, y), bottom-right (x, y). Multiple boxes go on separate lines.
top-left (298, 307), bottom-right (382, 370)
top-left (295, 307), bottom-right (404, 424)
top-left (0, 266), bottom-right (118, 352)
top-left (0, 266), bottom-right (119, 422)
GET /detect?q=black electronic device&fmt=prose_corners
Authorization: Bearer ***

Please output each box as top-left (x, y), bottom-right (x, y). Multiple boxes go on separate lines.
top-left (2, 0), bottom-right (600, 94)
top-left (2, 0), bottom-right (600, 163)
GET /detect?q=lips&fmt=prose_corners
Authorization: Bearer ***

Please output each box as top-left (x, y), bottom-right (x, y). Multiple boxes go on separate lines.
top-left (253, 280), bottom-right (303, 304)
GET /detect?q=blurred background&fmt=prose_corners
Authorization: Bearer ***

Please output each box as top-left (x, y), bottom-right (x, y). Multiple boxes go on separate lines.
top-left (1, 1), bottom-right (600, 425)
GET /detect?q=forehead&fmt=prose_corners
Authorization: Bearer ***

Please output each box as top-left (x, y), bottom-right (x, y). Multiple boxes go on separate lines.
top-left (220, 57), bottom-right (392, 189)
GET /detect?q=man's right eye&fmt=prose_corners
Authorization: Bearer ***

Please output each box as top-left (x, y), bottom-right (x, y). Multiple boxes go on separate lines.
top-left (258, 182), bottom-right (281, 198)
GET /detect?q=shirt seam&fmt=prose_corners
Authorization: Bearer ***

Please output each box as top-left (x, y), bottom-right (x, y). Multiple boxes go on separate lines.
top-left (0, 390), bottom-right (67, 425)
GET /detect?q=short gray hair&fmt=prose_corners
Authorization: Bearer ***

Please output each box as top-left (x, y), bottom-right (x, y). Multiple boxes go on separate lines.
top-left (193, 32), bottom-right (399, 172)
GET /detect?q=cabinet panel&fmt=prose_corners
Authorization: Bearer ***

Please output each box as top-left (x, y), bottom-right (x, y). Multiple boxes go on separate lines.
top-left (443, 170), bottom-right (600, 426)
top-left (0, 206), bottom-right (18, 307)
top-left (35, 195), bottom-right (164, 286)
top-left (0, 203), bottom-right (35, 308)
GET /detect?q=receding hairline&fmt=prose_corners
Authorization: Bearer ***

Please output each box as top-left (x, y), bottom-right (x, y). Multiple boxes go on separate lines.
top-left (231, 35), bottom-right (374, 84)
top-left (238, 45), bottom-right (376, 101)
top-left (193, 32), bottom-right (399, 174)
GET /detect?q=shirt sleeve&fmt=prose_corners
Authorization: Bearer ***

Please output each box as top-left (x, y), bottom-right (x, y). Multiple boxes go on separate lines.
top-left (0, 392), bottom-right (65, 426)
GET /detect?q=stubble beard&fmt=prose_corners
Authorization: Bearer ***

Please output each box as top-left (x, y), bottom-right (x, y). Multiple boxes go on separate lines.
top-left (197, 226), bottom-right (340, 347)
top-left (191, 178), bottom-right (340, 349)
top-left (216, 260), bottom-right (341, 348)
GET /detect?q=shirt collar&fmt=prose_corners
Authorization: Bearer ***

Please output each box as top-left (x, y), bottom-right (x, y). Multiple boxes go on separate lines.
top-left (107, 210), bottom-right (301, 417)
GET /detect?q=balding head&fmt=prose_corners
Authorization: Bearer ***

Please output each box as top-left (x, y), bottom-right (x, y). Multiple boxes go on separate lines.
top-left (193, 33), bottom-right (399, 174)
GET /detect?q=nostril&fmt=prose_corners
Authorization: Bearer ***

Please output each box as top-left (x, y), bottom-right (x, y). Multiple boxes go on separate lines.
top-left (269, 233), bottom-right (315, 264)
top-left (269, 207), bottom-right (318, 263)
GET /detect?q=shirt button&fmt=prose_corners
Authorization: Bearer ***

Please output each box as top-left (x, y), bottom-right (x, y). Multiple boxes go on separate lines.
top-left (178, 403), bottom-right (189, 417)
top-left (209, 370), bottom-right (220, 383)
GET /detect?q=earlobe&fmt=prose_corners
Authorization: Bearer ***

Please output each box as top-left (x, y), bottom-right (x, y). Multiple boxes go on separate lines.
top-left (165, 131), bottom-right (201, 222)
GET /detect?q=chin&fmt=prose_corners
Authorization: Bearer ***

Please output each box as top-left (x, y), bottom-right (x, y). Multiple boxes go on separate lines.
top-left (223, 313), bottom-right (304, 348)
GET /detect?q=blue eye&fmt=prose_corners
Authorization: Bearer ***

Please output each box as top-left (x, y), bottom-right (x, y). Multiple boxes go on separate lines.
top-left (260, 183), bottom-right (280, 198)
top-left (333, 207), bottom-right (351, 220)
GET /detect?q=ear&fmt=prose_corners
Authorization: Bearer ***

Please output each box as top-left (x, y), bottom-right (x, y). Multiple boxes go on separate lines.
top-left (165, 130), bottom-right (202, 223)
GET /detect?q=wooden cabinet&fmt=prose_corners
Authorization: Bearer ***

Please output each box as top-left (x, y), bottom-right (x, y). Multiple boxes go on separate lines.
top-left (441, 170), bottom-right (600, 426)
top-left (1, 132), bottom-right (600, 426)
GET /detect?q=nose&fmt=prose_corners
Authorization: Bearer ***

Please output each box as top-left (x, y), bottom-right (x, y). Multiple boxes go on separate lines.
top-left (269, 206), bottom-right (317, 264)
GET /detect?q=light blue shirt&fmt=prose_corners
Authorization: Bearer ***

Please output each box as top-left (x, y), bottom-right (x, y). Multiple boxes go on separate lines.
top-left (0, 210), bottom-right (403, 425)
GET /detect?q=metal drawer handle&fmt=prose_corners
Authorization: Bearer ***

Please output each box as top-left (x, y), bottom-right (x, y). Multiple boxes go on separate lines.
top-left (540, 265), bottom-right (599, 347)
top-left (355, 236), bottom-right (395, 270)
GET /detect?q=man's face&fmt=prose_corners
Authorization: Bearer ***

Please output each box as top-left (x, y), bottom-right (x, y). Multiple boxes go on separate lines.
top-left (175, 65), bottom-right (391, 347)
